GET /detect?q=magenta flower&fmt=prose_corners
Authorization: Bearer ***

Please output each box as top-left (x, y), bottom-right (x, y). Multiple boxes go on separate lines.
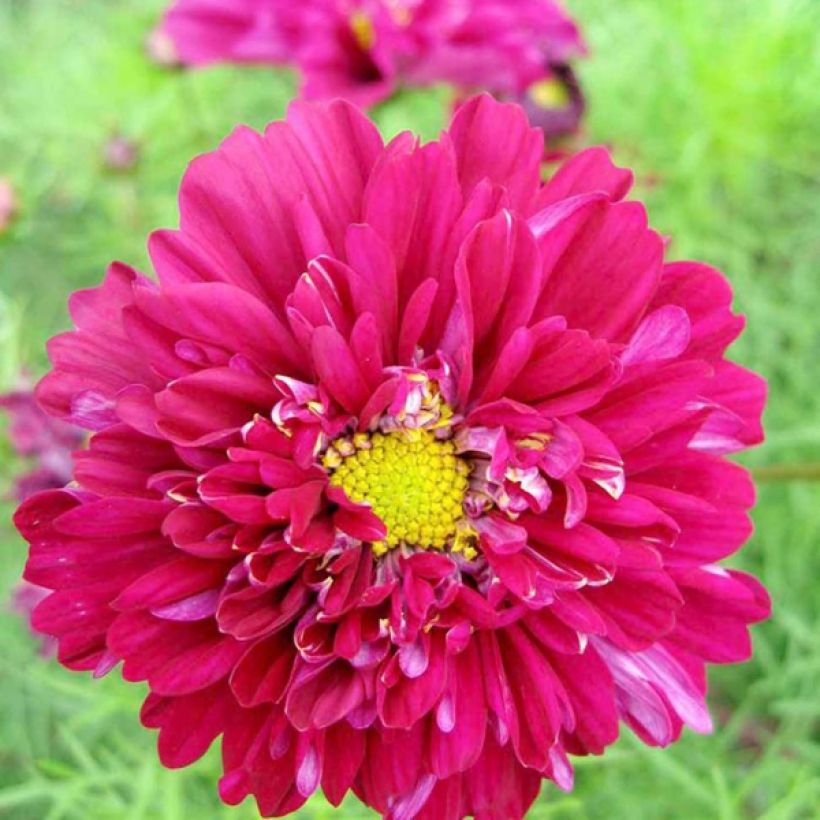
top-left (1, 383), bottom-right (82, 502)
top-left (455, 61), bottom-right (586, 157)
top-left (157, 0), bottom-right (294, 68)
top-left (406, 0), bottom-right (584, 95)
top-left (158, 0), bottom-right (585, 110)
top-left (0, 177), bottom-right (18, 234)
top-left (102, 133), bottom-right (141, 173)
top-left (16, 97), bottom-right (769, 819)
top-left (2, 383), bottom-right (80, 653)
top-left (514, 63), bottom-right (586, 147)
top-left (10, 580), bottom-right (57, 656)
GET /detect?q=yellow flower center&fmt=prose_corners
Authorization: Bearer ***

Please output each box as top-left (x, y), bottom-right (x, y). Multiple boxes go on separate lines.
top-left (349, 10), bottom-right (376, 50)
top-left (326, 429), bottom-right (477, 558)
top-left (528, 77), bottom-right (571, 110)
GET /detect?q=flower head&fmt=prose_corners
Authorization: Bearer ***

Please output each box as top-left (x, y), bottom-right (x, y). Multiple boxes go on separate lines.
top-left (10, 581), bottom-right (57, 656)
top-left (156, 0), bottom-right (294, 68)
top-left (17, 96), bottom-right (769, 819)
top-left (158, 0), bottom-right (586, 110)
top-left (102, 133), bottom-right (141, 173)
top-left (2, 382), bottom-right (81, 654)
top-left (516, 63), bottom-right (586, 148)
top-left (0, 177), bottom-right (18, 235)
top-left (145, 26), bottom-right (182, 67)
top-left (1, 381), bottom-right (82, 501)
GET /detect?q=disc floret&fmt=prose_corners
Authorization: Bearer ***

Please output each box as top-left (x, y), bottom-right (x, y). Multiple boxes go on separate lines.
top-left (326, 428), bottom-right (476, 558)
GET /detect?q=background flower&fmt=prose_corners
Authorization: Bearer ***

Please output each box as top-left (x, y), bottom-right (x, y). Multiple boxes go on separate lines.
top-left (9, 580), bottom-right (56, 657)
top-left (157, 0), bottom-right (295, 67)
top-left (0, 177), bottom-right (18, 235)
top-left (0, 381), bottom-right (82, 502)
top-left (16, 95), bottom-right (768, 819)
top-left (157, 0), bottom-right (586, 114)
top-left (1, 382), bottom-right (82, 655)
top-left (514, 64), bottom-right (586, 152)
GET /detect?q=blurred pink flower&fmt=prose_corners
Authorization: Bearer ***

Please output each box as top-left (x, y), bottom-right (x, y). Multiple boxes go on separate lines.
top-left (10, 581), bottom-right (57, 656)
top-left (1, 382), bottom-right (82, 502)
top-left (2, 381), bottom-right (80, 655)
top-left (454, 61), bottom-right (586, 154)
top-left (103, 133), bottom-right (141, 172)
top-left (158, 0), bottom-right (586, 110)
top-left (16, 97), bottom-right (768, 819)
top-left (0, 177), bottom-right (18, 234)
top-left (514, 63), bottom-right (586, 148)
top-left (157, 0), bottom-right (296, 68)
top-left (145, 26), bottom-right (182, 67)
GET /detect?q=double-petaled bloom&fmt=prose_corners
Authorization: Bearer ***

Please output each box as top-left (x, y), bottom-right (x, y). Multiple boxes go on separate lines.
top-left (157, 0), bottom-right (586, 141)
top-left (17, 96), bottom-right (769, 818)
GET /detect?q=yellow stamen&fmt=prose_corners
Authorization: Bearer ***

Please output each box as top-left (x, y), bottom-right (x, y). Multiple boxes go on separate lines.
top-left (517, 432), bottom-right (552, 451)
top-left (353, 432), bottom-right (371, 449)
top-left (528, 78), bottom-right (571, 110)
top-left (452, 521), bottom-right (479, 561)
top-left (328, 429), bottom-right (472, 555)
top-left (322, 447), bottom-right (342, 470)
top-left (350, 10), bottom-right (376, 50)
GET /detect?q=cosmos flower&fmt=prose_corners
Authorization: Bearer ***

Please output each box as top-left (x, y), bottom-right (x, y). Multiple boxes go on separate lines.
top-left (2, 382), bottom-right (81, 654)
top-left (10, 581), bottom-right (57, 657)
top-left (1, 382), bottom-right (82, 501)
top-left (513, 63), bottom-right (586, 150)
top-left (156, 0), bottom-right (294, 67)
top-left (145, 26), bottom-right (183, 67)
top-left (102, 133), bottom-right (141, 173)
top-left (157, 0), bottom-right (586, 111)
top-left (0, 177), bottom-right (18, 235)
top-left (454, 62), bottom-right (586, 159)
top-left (16, 96), bottom-right (769, 819)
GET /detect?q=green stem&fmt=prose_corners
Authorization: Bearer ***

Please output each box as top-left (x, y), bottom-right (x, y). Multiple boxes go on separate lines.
top-left (753, 463), bottom-right (820, 482)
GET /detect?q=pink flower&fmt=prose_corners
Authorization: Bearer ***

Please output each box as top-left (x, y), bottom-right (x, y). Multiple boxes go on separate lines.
top-left (158, 0), bottom-right (586, 110)
top-left (16, 96), bottom-right (769, 819)
top-left (514, 63), bottom-right (586, 148)
top-left (10, 581), bottom-right (57, 656)
top-left (157, 0), bottom-right (294, 68)
top-left (406, 0), bottom-right (585, 95)
top-left (454, 61), bottom-right (586, 158)
top-left (2, 382), bottom-right (80, 654)
top-left (1, 382), bottom-right (82, 502)
top-left (0, 177), bottom-right (18, 234)
top-left (103, 133), bottom-right (141, 173)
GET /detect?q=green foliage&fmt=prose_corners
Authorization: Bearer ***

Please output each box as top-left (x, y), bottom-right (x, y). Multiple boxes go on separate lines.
top-left (1, 0), bottom-right (819, 816)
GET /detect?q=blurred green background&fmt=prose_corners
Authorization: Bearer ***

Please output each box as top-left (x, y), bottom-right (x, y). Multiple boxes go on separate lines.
top-left (1, 0), bottom-right (819, 817)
